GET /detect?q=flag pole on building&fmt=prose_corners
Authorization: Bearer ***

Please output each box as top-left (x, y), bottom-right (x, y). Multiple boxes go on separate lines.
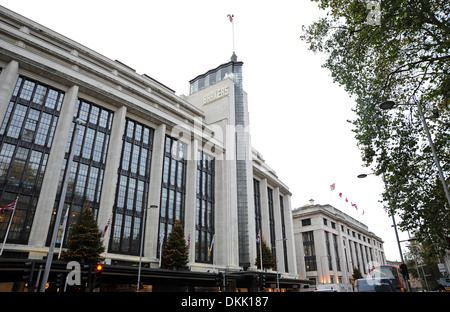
top-left (209, 235), bottom-right (215, 270)
top-left (58, 206), bottom-right (70, 259)
top-left (329, 183), bottom-right (335, 207)
top-left (0, 196), bottom-right (18, 256)
top-left (256, 232), bottom-right (263, 271)
top-left (227, 14), bottom-right (235, 53)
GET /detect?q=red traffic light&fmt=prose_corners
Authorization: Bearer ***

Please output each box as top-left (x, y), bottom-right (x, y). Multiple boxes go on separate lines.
top-left (95, 264), bottom-right (103, 272)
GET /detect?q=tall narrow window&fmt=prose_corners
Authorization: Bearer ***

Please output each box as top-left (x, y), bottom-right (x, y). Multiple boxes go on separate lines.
top-left (303, 231), bottom-right (316, 272)
top-left (267, 187), bottom-right (276, 257)
top-left (333, 234), bottom-right (341, 271)
top-left (349, 240), bottom-right (355, 271)
top-left (279, 195), bottom-right (289, 272)
top-left (48, 98), bottom-right (113, 247)
top-left (343, 239), bottom-right (350, 272)
top-left (253, 179), bottom-right (261, 239)
top-left (360, 243), bottom-right (366, 274)
top-left (0, 76), bottom-right (63, 244)
top-left (195, 150), bottom-right (215, 263)
top-left (325, 232), bottom-right (333, 270)
top-left (158, 136), bottom-right (186, 254)
top-left (109, 118), bottom-right (154, 255)
top-left (354, 242), bottom-right (360, 271)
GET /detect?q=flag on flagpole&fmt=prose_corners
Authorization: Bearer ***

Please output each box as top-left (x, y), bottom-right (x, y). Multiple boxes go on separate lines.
top-left (339, 192), bottom-right (342, 198)
top-left (0, 200), bottom-right (17, 213)
top-left (256, 232), bottom-right (261, 243)
top-left (330, 183), bottom-right (336, 191)
top-left (102, 216), bottom-right (112, 238)
top-left (1, 197), bottom-right (18, 256)
top-left (227, 13), bottom-right (236, 53)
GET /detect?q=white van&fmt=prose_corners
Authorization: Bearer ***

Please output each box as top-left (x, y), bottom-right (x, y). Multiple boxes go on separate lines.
top-left (314, 283), bottom-right (353, 292)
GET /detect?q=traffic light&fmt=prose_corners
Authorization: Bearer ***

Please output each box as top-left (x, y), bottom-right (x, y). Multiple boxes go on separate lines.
top-left (257, 274), bottom-right (266, 291)
top-left (255, 274), bottom-right (261, 291)
top-left (22, 261), bottom-right (35, 288)
top-left (80, 264), bottom-right (90, 290)
top-left (93, 264), bottom-right (103, 289)
top-left (399, 263), bottom-right (409, 279)
top-left (214, 273), bottom-right (223, 287)
top-left (55, 273), bottom-right (64, 289)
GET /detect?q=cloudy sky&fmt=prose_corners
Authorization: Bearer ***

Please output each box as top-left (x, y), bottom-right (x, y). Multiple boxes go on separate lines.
top-left (1, 0), bottom-right (411, 261)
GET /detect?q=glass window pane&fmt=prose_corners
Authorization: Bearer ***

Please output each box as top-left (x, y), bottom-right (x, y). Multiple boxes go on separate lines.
top-left (0, 76), bottom-right (64, 244)
top-left (111, 119), bottom-right (153, 255)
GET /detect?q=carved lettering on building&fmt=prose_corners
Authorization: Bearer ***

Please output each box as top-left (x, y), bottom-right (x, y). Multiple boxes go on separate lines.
top-left (203, 87), bottom-right (229, 104)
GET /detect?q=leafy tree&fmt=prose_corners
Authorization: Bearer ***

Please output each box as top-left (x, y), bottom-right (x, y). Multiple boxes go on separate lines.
top-left (301, 0), bottom-right (450, 255)
top-left (405, 238), bottom-right (441, 290)
top-left (161, 220), bottom-right (188, 269)
top-left (255, 239), bottom-right (276, 270)
top-left (352, 267), bottom-right (363, 283)
top-left (61, 204), bottom-right (105, 264)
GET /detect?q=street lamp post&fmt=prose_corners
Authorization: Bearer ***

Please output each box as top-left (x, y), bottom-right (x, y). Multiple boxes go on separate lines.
top-left (390, 216), bottom-right (412, 292)
top-left (40, 118), bottom-right (86, 292)
top-left (137, 204), bottom-right (158, 292)
top-left (358, 173), bottom-right (411, 291)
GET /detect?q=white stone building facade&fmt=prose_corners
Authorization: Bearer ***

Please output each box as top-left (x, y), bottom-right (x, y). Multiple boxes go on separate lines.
top-left (0, 6), bottom-right (298, 290)
top-left (293, 203), bottom-right (386, 289)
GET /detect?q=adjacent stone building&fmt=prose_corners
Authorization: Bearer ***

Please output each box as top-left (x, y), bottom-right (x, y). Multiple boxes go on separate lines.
top-left (293, 202), bottom-right (386, 290)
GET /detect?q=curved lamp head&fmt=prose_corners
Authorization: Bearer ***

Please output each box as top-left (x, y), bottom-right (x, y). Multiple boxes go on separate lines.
top-left (379, 100), bottom-right (396, 110)
top-left (357, 174), bottom-right (368, 178)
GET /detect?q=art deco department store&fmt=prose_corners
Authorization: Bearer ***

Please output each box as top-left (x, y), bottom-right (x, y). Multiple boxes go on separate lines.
top-left (0, 6), bottom-right (306, 291)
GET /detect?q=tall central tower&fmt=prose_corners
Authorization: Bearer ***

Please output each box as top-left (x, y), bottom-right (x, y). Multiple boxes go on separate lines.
top-left (189, 53), bottom-right (255, 268)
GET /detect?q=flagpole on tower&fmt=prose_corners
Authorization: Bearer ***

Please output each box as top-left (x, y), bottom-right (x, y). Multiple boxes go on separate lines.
top-left (227, 14), bottom-right (235, 54)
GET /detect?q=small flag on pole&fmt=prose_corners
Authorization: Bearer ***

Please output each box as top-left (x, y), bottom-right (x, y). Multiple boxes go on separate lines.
top-left (1, 197), bottom-right (18, 255)
top-left (256, 232), bottom-right (261, 243)
top-left (0, 200), bottom-right (17, 213)
top-left (102, 216), bottom-right (111, 238)
top-left (227, 14), bottom-right (234, 22)
top-left (330, 183), bottom-right (335, 191)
